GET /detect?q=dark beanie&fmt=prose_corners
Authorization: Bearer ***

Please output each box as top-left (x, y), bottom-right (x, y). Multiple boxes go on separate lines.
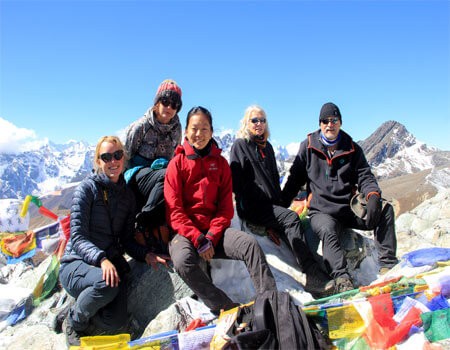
top-left (153, 79), bottom-right (183, 112)
top-left (319, 102), bottom-right (342, 122)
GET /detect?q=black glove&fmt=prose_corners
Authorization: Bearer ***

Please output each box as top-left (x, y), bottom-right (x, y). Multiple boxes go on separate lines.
top-left (365, 194), bottom-right (382, 229)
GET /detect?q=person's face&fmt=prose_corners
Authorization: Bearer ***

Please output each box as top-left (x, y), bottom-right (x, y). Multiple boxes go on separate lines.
top-left (320, 117), bottom-right (341, 141)
top-left (155, 97), bottom-right (178, 124)
top-left (247, 112), bottom-right (266, 137)
top-left (185, 113), bottom-right (213, 150)
top-left (96, 141), bottom-right (125, 183)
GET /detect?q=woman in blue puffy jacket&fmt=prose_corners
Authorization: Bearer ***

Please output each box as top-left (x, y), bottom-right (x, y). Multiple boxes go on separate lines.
top-left (59, 136), bottom-right (162, 346)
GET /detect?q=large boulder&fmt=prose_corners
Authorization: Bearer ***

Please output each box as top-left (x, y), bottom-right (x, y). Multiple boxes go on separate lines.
top-left (126, 259), bottom-right (193, 335)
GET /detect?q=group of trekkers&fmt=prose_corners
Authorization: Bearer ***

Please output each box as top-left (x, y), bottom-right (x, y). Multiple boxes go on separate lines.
top-left (58, 79), bottom-right (399, 346)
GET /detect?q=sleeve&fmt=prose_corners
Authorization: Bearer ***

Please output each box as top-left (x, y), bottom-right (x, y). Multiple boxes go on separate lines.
top-left (164, 156), bottom-right (204, 248)
top-left (207, 157), bottom-right (234, 246)
top-left (281, 140), bottom-right (308, 207)
top-left (353, 144), bottom-right (381, 199)
top-left (124, 117), bottom-right (144, 160)
top-left (69, 181), bottom-right (106, 266)
top-left (229, 140), bottom-right (248, 199)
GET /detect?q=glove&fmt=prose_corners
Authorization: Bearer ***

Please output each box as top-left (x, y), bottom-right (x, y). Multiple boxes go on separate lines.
top-left (197, 239), bottom-right (213, 254)
top-left (150, 158), bottom-right (169, 170)
top-left (365, 194), bottom-right (382, 229)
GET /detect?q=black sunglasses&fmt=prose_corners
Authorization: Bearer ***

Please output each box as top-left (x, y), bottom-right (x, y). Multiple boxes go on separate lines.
top-left (159, 97), bottom-right (180, 110)
top-left (320, 117), bottom-right (340, 125)
top-left (250, 117), bottom-right (266, 124)
top-left (100, 150), bottom-right (124, 163)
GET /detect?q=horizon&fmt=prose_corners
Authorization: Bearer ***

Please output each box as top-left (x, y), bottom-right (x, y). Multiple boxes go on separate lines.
top-left (1, 118), bottom-right (443, 154)
top-left (1, 1), bottom-right (449, 152)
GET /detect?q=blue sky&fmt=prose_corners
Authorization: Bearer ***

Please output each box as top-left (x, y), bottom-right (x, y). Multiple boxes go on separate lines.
top-left (1, 0), bottom-right (449, 152)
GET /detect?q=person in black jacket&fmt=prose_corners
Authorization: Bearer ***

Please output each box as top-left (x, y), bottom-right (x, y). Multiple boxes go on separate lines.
top-left (59, 136), bottom-right (169, 346)
top-left (230, 105), bottom-right (334, 298)
top-left (281, 102), bottom-right (398, 293)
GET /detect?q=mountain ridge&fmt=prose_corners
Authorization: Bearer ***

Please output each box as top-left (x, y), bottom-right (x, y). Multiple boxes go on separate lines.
top-left (1, 120), bottom-right (448, 200)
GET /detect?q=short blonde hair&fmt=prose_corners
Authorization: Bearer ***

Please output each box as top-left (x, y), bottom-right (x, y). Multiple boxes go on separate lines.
top-left (93, 135), bottom-right (128, 173)
top-left (236, 105), bottom-right (270, 140)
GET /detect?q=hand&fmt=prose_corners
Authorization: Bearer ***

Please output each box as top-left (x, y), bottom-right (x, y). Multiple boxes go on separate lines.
top-left (198, 239), bottom-right (215, 261)
top-left (101, 258), bottom-right (120, 287)
top-left (267, 228), bottom-right (281, 246)
top-left (145, 252), bottom-right (171, 270)
top-left (365, 194), bottom-right (382, 229)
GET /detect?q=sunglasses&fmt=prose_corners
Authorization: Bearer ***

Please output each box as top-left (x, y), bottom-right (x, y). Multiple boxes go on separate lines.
top-left (320, 117), bottom-right (340, 125)
top-left (159, 97), bottom-right (180, 110)
top-left (100, 150), bottom-right (124, 163)
top-left (250, 117), bottom-right (266, 124)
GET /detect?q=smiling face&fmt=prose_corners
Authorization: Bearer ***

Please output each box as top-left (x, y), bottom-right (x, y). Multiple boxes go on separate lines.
top-left (96, 141), bottom-right (125, 183)
top-left (185, 112), bottom-right (213, 150)
top-left (247, 111), bottom-right (267, 137)
top-left (320, 117), bottom-right (341, 141)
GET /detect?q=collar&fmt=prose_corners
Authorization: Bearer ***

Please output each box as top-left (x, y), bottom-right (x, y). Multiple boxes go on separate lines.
top-left (308, 129), bottom-right (354, 154)
top-left (176, 138), bottom-right (222, 159)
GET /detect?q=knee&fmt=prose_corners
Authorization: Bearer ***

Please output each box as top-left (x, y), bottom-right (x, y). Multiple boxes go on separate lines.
top-left (171, 253), bottom-right (198, 278)
top-left (93, 280), bottom-right (120, 300)
top-left (238, 231), bottom-right (259, 248)
top-left (314, 223), bottom-right (338, 242)
top-left (284, 211), bottom-right (302, 229)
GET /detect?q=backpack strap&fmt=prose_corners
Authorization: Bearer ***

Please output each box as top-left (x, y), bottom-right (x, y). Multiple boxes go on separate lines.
top-left (296, 303), bottom-right (316, 350)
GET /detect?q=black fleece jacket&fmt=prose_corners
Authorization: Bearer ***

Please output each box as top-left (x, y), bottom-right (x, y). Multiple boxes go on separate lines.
top-left (281, 129), bottom-right (381, 217)
top-left (230, 138), bottom-right (282, 218)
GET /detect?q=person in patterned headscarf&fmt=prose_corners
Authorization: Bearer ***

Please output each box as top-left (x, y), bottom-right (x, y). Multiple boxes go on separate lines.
top-left (124, 79), bottom-right (182, 255)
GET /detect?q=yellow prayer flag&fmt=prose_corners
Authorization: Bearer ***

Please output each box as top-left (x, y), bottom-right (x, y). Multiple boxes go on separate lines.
top-left (327, 304), bottom-right (366, 339)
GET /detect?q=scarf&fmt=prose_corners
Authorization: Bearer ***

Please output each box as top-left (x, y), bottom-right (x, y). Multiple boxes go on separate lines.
top-left (320, 131), bottom-right (341, 147)
top-left (251, 134), bottom-right (267, 149)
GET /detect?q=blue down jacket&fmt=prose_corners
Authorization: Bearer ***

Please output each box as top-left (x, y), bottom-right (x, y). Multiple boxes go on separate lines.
top-left (61, 171), bottom-right (148, 267)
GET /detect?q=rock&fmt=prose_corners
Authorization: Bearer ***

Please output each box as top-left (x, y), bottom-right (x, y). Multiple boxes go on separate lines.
top-left (396, 188), bottom-right (450, 258)
top-left (0, 324), bottom-right (66, 350)
top-left (210, 215), bottom-right (380, 306)
top-left (1, 189), bottom-right (448, 347)
top-left (126, 258), bottom-right (194, 337)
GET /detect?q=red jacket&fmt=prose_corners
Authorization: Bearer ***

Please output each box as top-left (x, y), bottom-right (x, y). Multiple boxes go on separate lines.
top-left (164, 139), bottom-right (234, 248)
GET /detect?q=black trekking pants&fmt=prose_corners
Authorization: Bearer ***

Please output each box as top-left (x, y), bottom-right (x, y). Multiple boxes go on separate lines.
top-left (133, 167), bottom-right (166, 228)
top-left (240, 204), bottom-right (319, 272)
top-left (310, 203), bottom-right (398, 279)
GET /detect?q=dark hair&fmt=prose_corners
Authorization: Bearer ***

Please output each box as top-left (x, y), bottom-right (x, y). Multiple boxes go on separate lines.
top-left (186, 106), bottom-right (213, 132)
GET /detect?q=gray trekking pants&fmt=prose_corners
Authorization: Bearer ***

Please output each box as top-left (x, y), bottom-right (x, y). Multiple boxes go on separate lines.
top-left (169, 228), bottom-right (277, 312)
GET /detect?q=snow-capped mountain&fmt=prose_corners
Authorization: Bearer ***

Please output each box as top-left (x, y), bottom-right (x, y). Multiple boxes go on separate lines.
top-left (359, 121), bottom-right (450, 179)
top-left (1, 121), bottom-right (448, 200)
top-left (0, 140), bottom-right (94, 199)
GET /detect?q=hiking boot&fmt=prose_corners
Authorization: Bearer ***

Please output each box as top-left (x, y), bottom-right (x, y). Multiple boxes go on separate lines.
top-left (304, 265), bottom-right (335, 299)
top-left (53, 293), bottom-right (75, 333)
top-left (62, 319), bottom-right (83, 347)
top-left (335, 276), bottom-right (355, 293)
